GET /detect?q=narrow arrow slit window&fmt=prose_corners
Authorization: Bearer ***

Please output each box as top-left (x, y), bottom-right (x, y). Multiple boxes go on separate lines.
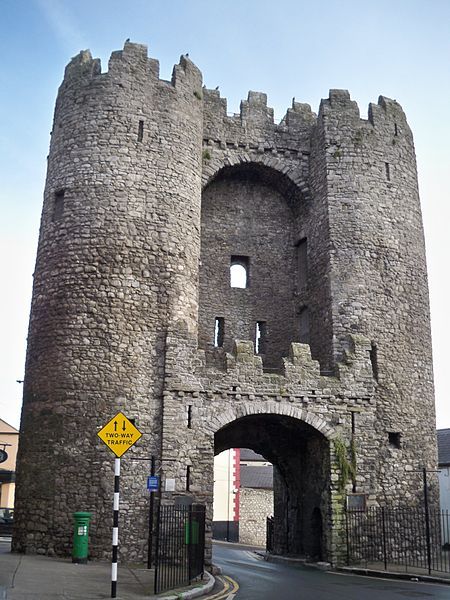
top-left (255, 321), bottom-right (267, 354)
top-left (52, 189), bottom-right (65, 222)
top-left (186, 466), bottom-right (191, 491)
top-left (214, 317), bottom-right (224, 347)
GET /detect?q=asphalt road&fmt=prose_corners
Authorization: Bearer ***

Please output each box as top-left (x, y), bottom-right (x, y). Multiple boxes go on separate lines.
top-left (212, 543), bottom-right (450, 600)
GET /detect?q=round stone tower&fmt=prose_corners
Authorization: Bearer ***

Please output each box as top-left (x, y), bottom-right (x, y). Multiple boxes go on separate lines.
top-left (13, 42), bottom-right (204, 559)
top-left (310, 90), bottom-right (437, 502)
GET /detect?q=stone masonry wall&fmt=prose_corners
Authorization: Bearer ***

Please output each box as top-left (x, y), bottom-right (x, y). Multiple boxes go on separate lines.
top-left (201, 92), bottom-right (333, 371)
top-left (199, 175), bottom-right (297, 369)
top-left (239, 488), bottom-right (273, 547)
top-left (162, 332), bottom-right (378, 562)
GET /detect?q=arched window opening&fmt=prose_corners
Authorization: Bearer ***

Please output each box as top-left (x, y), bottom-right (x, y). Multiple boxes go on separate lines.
top-left (230, 256), bottom-right (249, 288)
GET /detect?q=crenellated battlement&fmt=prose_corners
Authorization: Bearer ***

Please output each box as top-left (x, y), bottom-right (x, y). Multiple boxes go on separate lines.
top-left (164, 324), bottom-right (375, 400)
top-left (240, 91), bottom-right (274, 124)
top-left (60, 41), bottom-right (202, 98)
top-left (318, 89), bottom-right (410, 137)
top-left (282, 99), bottom-right (316, 128)
top-left (63, 49), bottom-right (101, 82)
top-left (321, 88), bottom-right (360, 115)
top-left (61, 41), bottom-right (409, 150)
top-left (368, 95), bottom-right (411, 135)
top-left (203, 87), bottom-right (317, 146)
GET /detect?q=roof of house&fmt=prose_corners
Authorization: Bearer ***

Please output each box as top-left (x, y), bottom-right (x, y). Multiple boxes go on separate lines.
top-left (239, 448), bottom-right (267, 462)
top-left (240, 465), bottom-right (273, 489)
top-left (0, 419), bottom-right (19, 434)
top-left (437, 429), bottom-right (450, 465)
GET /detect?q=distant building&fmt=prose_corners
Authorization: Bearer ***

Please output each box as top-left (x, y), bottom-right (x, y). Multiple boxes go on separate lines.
top-left (437, 429), bottom-right (450, 512)
top-left (213, 448), bottom-right (273, 546)
top-left (0, 419), bottom-right (19, 508)
top-left (239, 449), bottom-right (273, 547)
top-left (213, 449), bottom-right (240, 542)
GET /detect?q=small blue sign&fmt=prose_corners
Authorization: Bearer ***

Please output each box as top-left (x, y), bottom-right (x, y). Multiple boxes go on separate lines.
top-left (147, 475), bottom-right (159, 492)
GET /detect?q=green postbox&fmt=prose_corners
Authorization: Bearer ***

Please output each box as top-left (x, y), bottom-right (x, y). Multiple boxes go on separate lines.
top-left (72, 512), bottom-right (92, 564)
top-left (184, 519), bottom-right (199, 545)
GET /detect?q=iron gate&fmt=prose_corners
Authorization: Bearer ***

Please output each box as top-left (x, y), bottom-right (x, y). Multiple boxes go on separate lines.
top-left (154, 504), bottom-right (205, 594)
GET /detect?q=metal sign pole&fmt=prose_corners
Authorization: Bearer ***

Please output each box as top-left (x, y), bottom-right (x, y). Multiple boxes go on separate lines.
top-left (96, 412), bottom-right (143, 598)
top-left (111, 457), bottom-right (120, 598)
top-left (147, 455), bottom-right (155, 569)
top-left (422, 467), bottom-right (432, 575)
top-left (411, 466), bottom-right (440, 575)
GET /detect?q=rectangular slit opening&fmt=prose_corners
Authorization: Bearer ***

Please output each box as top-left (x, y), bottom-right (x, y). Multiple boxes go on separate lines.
top-left (52, 189), bottom-right (65, 222)
top-left (186, 466), bottom-right (191, 491)
top-left (298, 307), bottom-right (310, 345)
top-left (295, 238), bottom-right (308, 292)
top-left (137, 120), bottom-right (144, 142)
top-left (255, 321), bottom-right (267, 354)
top-left (388, 432), bottom-right (401, 449)
top-left (370, 342), bottom-right (379, 381)
top-left (187, 405), bottom-right (192, 429)
top-left (214, 317), bottom-right (224, 348)
top-left (385, 162), bottom-right (391, 181)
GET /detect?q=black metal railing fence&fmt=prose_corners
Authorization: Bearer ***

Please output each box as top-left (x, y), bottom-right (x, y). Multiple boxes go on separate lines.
top-left (154, 504), bottom-right (205, 594)
top-left (346, 507), bottom-right (450, 575)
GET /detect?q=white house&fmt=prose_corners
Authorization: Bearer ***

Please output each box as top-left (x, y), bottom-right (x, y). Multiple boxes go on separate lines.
top-left (437, 428), bottom-right (450, 546)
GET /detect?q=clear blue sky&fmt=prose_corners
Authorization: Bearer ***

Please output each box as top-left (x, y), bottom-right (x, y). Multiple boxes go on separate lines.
top-left (1, 0), bottom-right (449, 429)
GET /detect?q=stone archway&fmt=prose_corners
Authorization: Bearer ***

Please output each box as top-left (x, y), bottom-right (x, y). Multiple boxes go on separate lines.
top-left (204, 401), bottom-right (336, 441)
top-left (211, 407), bottom-right (333, 559)
top-left (201, 154), bottom-right (311, 202)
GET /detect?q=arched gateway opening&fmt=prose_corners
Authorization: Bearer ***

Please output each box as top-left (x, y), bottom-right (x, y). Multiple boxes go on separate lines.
top-left (198, 160), bottom-right (333, 560)
top-left (213, 413), bottom-right (330, 559)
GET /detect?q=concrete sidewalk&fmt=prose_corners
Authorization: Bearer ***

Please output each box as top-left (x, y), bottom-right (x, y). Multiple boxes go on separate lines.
top-left (0, 539), bottom-right (214, 600)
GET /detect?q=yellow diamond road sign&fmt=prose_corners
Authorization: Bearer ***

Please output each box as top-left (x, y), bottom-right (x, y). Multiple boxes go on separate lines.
top-left (97, 412), bottom-right (142, 457)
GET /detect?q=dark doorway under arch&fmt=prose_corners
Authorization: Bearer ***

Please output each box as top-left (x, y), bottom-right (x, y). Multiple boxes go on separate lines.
top-left (309, 507), bottom-right (324, 560)
top-left (214, 413), bottom-right (330, 559)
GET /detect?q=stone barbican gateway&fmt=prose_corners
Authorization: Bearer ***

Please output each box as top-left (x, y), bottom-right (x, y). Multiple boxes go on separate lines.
top-left (13, 42), bottom-right (438, 563)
